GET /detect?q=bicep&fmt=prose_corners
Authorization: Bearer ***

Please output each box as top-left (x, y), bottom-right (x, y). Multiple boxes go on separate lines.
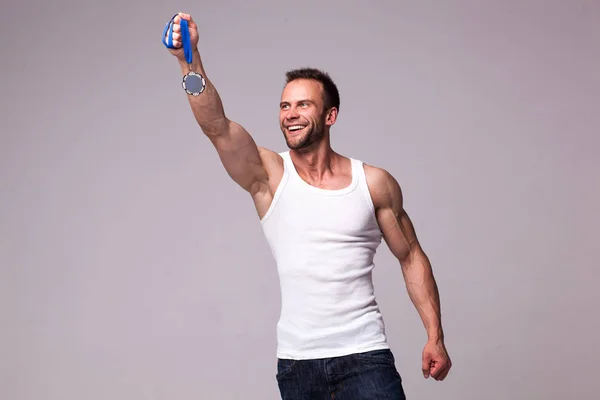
top-left (377, 202), bottom-right (420, 264)
top-left (209, 119), bottom-right (270, 194)
top-left (372, 170), bottom-right (421, 264)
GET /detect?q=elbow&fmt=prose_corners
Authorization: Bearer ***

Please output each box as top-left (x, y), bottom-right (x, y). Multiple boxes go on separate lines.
top-left (398, 245), bottom-right (427, 271)
top-left (398, 255), bottom-right (414, 271)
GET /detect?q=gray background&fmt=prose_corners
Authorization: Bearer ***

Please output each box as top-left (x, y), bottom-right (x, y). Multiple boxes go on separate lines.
top-left (1, 0), bottom-right (599, 399)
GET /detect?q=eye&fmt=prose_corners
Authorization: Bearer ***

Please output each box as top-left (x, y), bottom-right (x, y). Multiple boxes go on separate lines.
top-left (300, 102), bottom-right (309, 108)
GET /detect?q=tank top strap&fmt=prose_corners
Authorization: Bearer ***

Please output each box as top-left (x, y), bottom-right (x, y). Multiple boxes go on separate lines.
top-left (352, 158), bottom-right (377, 216)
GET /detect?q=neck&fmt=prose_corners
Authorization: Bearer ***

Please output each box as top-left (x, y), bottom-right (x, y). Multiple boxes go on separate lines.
top-left (289, 134), bottom-right (341, 179)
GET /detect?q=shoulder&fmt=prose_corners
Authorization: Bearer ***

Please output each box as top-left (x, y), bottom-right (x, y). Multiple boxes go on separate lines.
top-left (362, 163), bottom-right (403, 210)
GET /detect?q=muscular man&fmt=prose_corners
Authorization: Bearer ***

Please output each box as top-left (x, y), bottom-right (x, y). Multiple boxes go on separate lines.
top-left (165, 12), bottom-right (451, 399)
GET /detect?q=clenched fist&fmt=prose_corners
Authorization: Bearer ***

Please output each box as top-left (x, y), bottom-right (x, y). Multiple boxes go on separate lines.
top-left (164, 12), bottom-right (199, 61)
top-left (422, 339), bottom-right (452, 381)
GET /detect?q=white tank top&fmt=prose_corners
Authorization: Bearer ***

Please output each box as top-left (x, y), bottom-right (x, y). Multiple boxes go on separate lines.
top-left (260, 151), bottom-right (390, 360)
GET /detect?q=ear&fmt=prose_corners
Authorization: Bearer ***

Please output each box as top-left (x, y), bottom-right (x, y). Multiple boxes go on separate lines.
top-left (325, 107), bottom-right (338, 126)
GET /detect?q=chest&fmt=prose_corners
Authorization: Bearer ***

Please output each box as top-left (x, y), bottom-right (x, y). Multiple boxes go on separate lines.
top-left (274, 189), bottom-right (381, 240)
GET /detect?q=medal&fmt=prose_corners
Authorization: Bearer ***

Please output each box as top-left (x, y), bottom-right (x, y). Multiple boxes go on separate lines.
top-left (182, 70), bottom-right (206, 97)
top-left (162, 14), bottom-right (206, 96)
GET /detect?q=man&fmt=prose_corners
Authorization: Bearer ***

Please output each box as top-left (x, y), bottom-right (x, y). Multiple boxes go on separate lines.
top-left (165, 12), bottom-right (451, 399)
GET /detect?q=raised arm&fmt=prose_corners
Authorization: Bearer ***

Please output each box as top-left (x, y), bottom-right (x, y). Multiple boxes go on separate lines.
top-left (165, 13), bottom-right (277, 198)
top-left (365, 165), bottom-right (452, 381)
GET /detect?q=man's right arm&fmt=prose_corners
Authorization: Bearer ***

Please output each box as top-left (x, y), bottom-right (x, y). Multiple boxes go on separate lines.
top-left (167, 13), bottom-right (274, 197)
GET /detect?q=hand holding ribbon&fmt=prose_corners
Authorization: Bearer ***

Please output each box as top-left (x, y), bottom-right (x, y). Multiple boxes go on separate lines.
top-left (162, 13), bottom-right (206, 96)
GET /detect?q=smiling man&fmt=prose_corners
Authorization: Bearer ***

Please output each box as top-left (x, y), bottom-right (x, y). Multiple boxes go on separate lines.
top-left (278, 72), bottom-right (333, 151)
top-left (164, 12), bottom-right (452, 400)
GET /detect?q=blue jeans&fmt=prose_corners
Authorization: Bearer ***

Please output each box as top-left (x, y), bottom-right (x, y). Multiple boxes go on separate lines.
top-left (276, 349), bottom-right (406, 399)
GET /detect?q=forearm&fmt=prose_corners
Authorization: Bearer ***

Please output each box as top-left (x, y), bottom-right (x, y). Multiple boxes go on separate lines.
top-left (177, 48), bottom-right (228, 136)
top-left (401, 250), bottom-right (444, 342)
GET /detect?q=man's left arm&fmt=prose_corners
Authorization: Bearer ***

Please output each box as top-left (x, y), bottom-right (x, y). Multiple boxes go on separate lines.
top-left (365, 165), bottom-right (452, 381)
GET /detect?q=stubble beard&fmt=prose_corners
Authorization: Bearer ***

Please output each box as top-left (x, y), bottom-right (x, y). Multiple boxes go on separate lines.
top-left (283, 120), bottom-right (325, 151)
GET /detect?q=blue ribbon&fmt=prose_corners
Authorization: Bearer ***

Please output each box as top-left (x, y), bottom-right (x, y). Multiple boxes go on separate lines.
top-left (162, 14), bottom-right (193, 65)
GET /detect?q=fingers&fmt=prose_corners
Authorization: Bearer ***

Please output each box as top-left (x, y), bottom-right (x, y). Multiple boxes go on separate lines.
top-left (437, 364), bottom-right (451, 380)
top-left (165, 12), bottom-right (195, 48)
top-left (164, 29), bottom-right (182, 47)
top-left (429, 362), bottom-right (442, 380)
top-left (164, 16), bottom-right (182, 47)
top-left (422, 342), bottom-right (452, 382)
top-left (422, 354), bottom-right (432, 379)
top-left (428, 359), bottom-right (452, 381)
top-left (176, 12), bottom-right (197, 29)
top-left (172, 32), bottom-right (182, 46)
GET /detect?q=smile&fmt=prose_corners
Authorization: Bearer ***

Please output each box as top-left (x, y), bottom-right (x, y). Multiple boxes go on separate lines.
top-left (287, 125), bottom-right (307, 133)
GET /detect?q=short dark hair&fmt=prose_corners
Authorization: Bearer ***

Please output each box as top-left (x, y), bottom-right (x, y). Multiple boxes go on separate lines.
top-left (285, 67), bottom-right (340, 111)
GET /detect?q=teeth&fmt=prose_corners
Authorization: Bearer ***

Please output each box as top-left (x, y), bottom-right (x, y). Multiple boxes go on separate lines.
top-left (288, 125), bottom-right (306, 131)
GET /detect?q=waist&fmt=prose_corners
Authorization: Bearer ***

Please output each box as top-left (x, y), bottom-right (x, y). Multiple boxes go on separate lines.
top-left (276, 305), bottom-right (388, 359)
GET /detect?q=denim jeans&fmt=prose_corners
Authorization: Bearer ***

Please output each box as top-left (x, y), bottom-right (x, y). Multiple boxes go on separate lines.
top-left (276, 349), bottom-right (406, 399)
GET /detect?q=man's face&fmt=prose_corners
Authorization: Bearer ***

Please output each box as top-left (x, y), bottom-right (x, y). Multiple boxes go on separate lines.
top-left (279, 79), bottom-right (331, 150)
